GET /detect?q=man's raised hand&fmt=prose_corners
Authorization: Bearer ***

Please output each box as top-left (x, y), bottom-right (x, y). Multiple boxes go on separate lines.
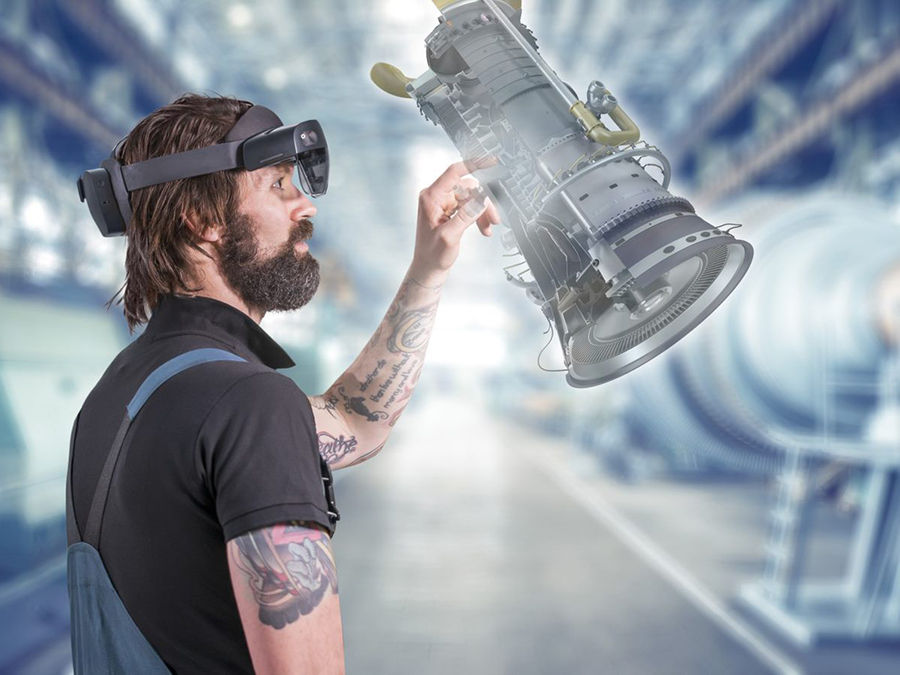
top-left (410, 161), bottom-right (502, 284)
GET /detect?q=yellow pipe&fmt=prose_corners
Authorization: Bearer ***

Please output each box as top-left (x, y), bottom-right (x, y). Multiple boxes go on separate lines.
top-left (570, 101), bottom-right (640, 146)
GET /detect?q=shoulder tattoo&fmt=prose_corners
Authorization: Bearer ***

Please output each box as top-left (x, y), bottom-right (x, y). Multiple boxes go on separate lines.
top-left (231, 521), bottom-right (338, 629)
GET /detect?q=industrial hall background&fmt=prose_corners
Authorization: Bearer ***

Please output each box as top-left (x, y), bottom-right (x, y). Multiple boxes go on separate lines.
top-left (1, 0), bottom-right (899, 673)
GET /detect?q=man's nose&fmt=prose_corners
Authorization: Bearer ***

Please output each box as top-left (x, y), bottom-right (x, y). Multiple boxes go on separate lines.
top-left (290, 190), bottom-right (317, 220)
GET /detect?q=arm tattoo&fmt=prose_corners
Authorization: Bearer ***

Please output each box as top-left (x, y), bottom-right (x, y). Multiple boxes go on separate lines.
top-left (318, 274), bottom-right (441, 466)
top-left (318, 430), bottom-right (358, 464)
top-left (231, 522), bottom-right (338, 629)
top-left (309, 392), bottom-right (341, 420)
top-left (387, 304), bottom-right (437, 353)
top-left (336, 384), bottom-right (388, 421)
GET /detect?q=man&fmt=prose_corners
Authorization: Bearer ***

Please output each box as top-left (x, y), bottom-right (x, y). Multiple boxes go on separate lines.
top-left (68, 94), bottom-right (500, 673)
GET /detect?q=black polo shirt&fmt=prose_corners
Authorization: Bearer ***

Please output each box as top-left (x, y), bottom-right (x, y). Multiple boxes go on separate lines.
top-left (68, 294), bottom-right (332, 674)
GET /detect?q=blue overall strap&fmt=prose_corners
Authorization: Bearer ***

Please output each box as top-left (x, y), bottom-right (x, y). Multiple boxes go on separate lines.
top-left (68, 542), bottom-right (173, 674)
top-left (79, 348), bottom-right (246, 548)
top-left (66, 412), bottom-right (82, 545)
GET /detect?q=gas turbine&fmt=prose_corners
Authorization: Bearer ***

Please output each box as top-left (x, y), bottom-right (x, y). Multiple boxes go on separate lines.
top-left (371, 0), bottom-right (753, 386)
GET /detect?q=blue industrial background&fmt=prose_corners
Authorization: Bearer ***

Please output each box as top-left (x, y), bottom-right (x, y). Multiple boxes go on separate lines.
top-left (1, 0), bottom-right (899, 673)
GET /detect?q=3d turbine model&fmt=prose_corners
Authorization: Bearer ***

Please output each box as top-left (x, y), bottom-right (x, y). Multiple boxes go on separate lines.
top-left (371, 0), bottom-right (753, 387)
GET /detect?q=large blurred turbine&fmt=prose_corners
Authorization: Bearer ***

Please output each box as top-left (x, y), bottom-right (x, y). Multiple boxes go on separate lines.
top-left (619, 193), bottom-right (900, 476)
top-left (592, 192), bottom-right (900, 645)
top-left (370, 0), bottom-right (752, 386)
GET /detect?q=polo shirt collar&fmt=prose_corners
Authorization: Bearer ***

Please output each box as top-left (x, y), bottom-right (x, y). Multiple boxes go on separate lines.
top-left (146, 294), bottom-right (295, 369)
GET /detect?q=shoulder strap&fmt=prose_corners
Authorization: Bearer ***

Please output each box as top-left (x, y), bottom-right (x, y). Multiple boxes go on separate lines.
top-left (66, 412), bottom-right (82, 545)
top-left (74, 348), bottom-right (247, 548)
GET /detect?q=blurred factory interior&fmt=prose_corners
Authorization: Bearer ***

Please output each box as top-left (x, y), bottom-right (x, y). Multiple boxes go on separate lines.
top-left (1, 0), bottom-right (900, 673)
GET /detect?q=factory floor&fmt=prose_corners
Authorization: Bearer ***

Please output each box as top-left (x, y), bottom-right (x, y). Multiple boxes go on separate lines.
top-left (332, 391), bottom-right (900, 675)
top-left (5, 389), bottom-right (900, 674)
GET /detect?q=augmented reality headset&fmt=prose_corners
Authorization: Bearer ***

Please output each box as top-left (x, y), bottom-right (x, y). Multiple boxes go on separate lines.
top-left (77, 105), bottom-right (329, 237)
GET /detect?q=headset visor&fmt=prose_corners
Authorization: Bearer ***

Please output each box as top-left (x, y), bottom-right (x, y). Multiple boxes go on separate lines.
top-left (242, 120), bottom-right (328, 197)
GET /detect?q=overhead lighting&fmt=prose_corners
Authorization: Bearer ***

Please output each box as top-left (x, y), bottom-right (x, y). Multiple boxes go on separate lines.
top-left (26, 245), bottom-right (63, 283)
top-left (263, 66), bottom-right (288, 91)
top-left (227, 4), bottom-right (253, 29)
top-left (173, 52), bottom-right (208, 88)
top-left (21, 195), bottom-right (60, 240)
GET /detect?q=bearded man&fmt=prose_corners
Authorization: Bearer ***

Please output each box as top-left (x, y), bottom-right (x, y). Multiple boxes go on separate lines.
top-left (66, 94), bottom-right (499, 674)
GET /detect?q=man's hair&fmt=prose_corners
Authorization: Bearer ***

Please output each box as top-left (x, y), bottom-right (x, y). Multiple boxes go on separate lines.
top-left (109, 93), bottom-right (254, 332)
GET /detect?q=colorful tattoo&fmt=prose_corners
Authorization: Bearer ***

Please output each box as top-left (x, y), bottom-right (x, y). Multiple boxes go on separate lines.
top-left (231, 523), bottom-right (338, 629)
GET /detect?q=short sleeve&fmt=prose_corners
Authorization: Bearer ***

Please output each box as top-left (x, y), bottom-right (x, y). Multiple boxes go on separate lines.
top-left (197, 371), bottom-right (333, 540)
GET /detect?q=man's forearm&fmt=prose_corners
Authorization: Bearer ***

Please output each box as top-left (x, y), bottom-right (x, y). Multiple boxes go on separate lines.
top-left (312, 265), bottom-right (446, 466)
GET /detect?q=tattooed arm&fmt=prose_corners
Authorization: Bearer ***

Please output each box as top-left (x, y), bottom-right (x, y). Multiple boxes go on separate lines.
top-left (228, 521), bottom-right (344, 674)
top-left (309, 268), bottom-right (444, 469)
top-left (308, 162), bottom-right (501, 469)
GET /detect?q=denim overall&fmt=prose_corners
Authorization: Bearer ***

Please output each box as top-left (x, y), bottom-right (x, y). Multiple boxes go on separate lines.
top-left (65, 348), bottom-right (247, 673)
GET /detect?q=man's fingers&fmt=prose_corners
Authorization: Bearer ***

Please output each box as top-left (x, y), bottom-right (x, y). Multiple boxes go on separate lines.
top-left (427, 161), bottom-right (474, 198)
top-left (422, 163), bottom-right (501, 238)
top-left (475, 196), bottom-right (500, 236)
top-left (446, 193), bottom-right (499, 238)
top-left (442, 200), bottom-right (484, 239)
top-left (429, 176), bottom-right (478, 219)
top-left (445, 195), bottom-right (501, 240)
top-left (464, 154), bottom-right (500, 172)
top-left (476, 214), bottom-right (493, 237)
top-left (483, 197), bottom-right (501, 225)
top-left (426, 157), bottom-right (501, 199)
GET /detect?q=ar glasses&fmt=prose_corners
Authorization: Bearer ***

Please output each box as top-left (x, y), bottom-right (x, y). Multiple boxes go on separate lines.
top-left (77, 106), bottom-right (329, 237)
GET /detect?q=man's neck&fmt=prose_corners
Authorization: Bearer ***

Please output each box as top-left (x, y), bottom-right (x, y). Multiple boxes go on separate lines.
top-left (176, 281), bottom-right (265, 324)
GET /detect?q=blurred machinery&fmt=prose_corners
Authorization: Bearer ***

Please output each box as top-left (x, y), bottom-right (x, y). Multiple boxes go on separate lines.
top-left (609, 193), bottom-right (900, 644)
top-left (370, 0), bottom-right (753, 387)
top-left (0, 290), bottom-right (125, 670)
top-left (0, 0), bottom-right (897, 668)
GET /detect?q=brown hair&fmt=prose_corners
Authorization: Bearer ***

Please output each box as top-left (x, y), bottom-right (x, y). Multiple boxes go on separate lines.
top-left (108, 94), bottom-right (253, 332)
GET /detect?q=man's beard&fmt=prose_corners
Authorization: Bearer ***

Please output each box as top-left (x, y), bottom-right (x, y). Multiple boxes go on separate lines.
top-left (218, 212), bottom-right (320, 313)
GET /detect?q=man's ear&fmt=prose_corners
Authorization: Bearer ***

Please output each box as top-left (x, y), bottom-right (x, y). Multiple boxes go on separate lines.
top-left (182, 212), bottom-right (223, 243)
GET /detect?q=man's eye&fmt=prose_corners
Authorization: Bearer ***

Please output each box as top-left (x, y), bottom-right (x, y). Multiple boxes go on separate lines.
top-left (273, 178), bottom-right (284, 190)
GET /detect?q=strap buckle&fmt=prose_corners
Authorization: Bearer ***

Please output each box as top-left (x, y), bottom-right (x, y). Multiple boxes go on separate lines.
top-left (320, 456), bottom-right (341, 526)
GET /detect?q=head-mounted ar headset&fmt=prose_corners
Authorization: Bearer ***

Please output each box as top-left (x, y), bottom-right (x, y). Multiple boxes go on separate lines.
top-left (77, 105), bottom-right (328, 237)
